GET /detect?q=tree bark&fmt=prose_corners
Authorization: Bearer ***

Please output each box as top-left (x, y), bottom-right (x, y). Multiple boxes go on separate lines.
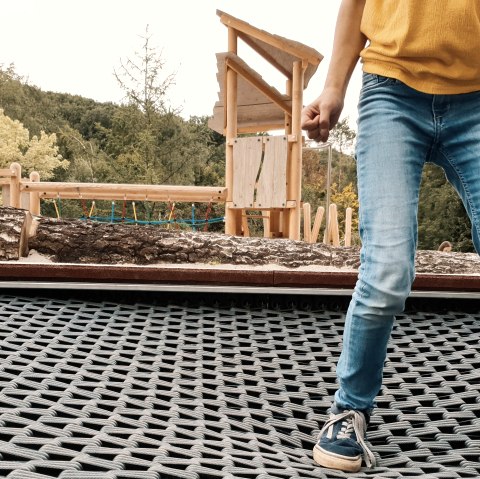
top-left (0, 207), bottom-right (33, 260)
top-left (1, 208), bottom-right (479, 274)
top-left (29, 217), bottom-right (356, 268)
top-left (29, 216), bottom-right (480, 274)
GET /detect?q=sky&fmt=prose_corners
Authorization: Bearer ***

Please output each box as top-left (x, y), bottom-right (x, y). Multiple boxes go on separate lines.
top-left (1, 1), bottom-right (362, 129)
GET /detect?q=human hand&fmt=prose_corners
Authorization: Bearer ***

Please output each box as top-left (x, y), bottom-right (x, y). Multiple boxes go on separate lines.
top-left (301, 88), bottom-right (344, 143)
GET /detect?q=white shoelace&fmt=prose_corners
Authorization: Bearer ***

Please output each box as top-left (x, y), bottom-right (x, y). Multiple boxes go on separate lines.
top-left (319, 410), bottom-right (376, 468)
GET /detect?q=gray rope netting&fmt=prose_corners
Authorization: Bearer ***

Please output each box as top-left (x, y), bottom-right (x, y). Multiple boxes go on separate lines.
top-left (0, 292), bottom-right (478, 479)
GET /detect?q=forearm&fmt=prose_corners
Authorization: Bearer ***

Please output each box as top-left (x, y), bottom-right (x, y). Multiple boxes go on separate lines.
top-left (324, 0), bottom-right (367, 97)
top-left (301, 0), bottom-right (367, 142)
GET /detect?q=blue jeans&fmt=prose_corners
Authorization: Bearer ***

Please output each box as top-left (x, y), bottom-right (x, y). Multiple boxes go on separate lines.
top-left (334, 73), bottom-right (480, 411)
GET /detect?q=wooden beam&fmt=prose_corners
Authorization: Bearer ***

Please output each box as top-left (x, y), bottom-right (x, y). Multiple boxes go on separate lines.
top-left (303, 203), bottom-right (311, 243)
top-left (216, 10), bottom-right (322, 66)
top-left (237, 31), bottom-right (292, 80)
top-left (287, 61), bottom-right (304, 240)
top-left (29, 171), bottom-right (41, 215)
top-left (345, 207), bottom-right (353, 247)
top-left (311, 206), bottom-right (325, 243)
top-left (9, 163), bottom-right (21, 209)
top-left (237, 123), bottom-right (286, 134)
top-left (0, 168), bottom-right (17, 177)
top-left (21, 183), bottom-right (228, 203)
top-left (227, 135), bottom-right (297, 146)
top-left (225, 56), bottom-right (292, 116)
top-left (224, 26), bottom-right (242, 234)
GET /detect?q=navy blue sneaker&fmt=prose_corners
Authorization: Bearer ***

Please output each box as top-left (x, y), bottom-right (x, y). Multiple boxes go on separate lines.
top-left (313, 405), bottom-right (376, 472)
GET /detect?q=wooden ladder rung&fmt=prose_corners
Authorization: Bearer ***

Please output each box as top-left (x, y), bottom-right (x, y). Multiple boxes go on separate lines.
top-left (242, 214), bottom-right (269, 219)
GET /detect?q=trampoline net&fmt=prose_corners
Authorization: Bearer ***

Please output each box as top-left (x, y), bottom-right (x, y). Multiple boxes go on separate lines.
top-left (0, 292), bottom-right (478, 479)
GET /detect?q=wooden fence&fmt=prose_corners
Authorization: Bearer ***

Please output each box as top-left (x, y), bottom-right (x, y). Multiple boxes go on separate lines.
top-left (1, 162), bottom-right (353, 245)
top-left (0, 163), bottom-right (227, 217)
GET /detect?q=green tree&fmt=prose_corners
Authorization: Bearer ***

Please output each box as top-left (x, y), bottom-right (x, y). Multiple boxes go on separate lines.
top-left (104, 27), bottom-right (224, 222)
top-left (58, 126), bottom-right (115, 183)
top-left (110, 26), bottom-right (179, 185)
top-left (331, 182), bottom-right (360, 245)
top-left (418, 163), bottom-right (473, 251)
top-left (0, 109), bottom-right (68, 179)
top-left (329, 117), bottom-right (356, 155)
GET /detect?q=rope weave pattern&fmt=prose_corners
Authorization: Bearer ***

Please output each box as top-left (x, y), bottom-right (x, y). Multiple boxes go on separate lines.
top-left (0, 293), bottom-right (478, 478)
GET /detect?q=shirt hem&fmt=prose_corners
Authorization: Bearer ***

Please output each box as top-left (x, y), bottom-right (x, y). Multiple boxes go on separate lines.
top-left (362, 61), bottom-right (480, 95)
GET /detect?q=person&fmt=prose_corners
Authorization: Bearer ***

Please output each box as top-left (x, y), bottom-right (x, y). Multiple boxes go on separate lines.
top-left (301, 0), bottom-right (480, 473)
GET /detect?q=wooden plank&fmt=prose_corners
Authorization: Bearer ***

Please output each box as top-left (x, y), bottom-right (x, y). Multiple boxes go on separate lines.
top-left (209, 52), bottom-right (293, 135)
top-left (345, 207), bottom-right (353, 247)
top-left (287, 61), bottom-right (304, 240)
top-left (9, 163), bottom-right (21, 209)
top-left (237, 31), bottom-right (292, 80)
top-left (311, 206), bottom-right (324, 243)
top-left (241, 209), bottom-right (251, 237)
top-left (232, 137), bottom-right (263, 208)
top-left (303, 203), bottom-right (311, 243)
top-left (237, 123), bottom-right (286, 134)
top-left (324, 203), bottom-right (340, 247)
top-left (256, 136), bottom-right (287, 208)
top-left (36, 192), bottom-right (227, 202)
top-left (20, 192), bottom-right (30, 210)
top-left (22, 183), bottom-right (227, 195)
top-left (2, 185), bottom-right (11, 207)
top-left (29, 171), bottom-right (41, 215)
top-left (0, 168), bottom-right (16, 177)
top-left (216, 10), bottom-right (322, 66)
top-left (268, 210), bottom-right (282, 238)
top-left (225, 55), bottom-right (291, 116)
top-left (225, 28), bottom-right (241, 235)
top-left (22, 183), bottom-right (227, 203)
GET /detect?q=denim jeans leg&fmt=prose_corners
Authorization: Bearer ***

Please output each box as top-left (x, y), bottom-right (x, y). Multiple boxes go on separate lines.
top-left (334, 76), bottom-right (433, 411)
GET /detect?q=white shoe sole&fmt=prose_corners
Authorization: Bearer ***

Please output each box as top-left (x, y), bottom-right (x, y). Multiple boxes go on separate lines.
top-left (313, 444), bottom-right (362, 472)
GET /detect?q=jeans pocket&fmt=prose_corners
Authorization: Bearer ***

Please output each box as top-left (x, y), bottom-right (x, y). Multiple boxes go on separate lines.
top-left (361, 73), bottom-right (397, 94)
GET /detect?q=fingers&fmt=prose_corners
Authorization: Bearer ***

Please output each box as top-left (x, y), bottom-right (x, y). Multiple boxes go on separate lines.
top-left (301, 101), bottom-right (333, 143)
top-left (318, 108), bottom-right (331, 143)
top-left (301, 90), bottom-right (344, 143)
top-left (301, 105), bottom-right (321, 142)
top-left (301, 108), bottom-right (331, 143)
top-left (300, 105), bottom-right (319, 130)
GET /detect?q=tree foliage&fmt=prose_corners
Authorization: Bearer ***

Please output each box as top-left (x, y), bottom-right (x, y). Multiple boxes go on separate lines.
top-left (331, 182), bottom-right (360, 245)
top-left (417, 163), bottom-right (473, 252)
top-left (328, 117), bottom-right (356, 154)
top-left (302, 122), bottom-right (358, 244)
top-left (0, 109), bottom-right (68, 179)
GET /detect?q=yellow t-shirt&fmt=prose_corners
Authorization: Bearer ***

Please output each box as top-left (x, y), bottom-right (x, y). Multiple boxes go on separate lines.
top-left (360, 0), bottom-right (480, 94)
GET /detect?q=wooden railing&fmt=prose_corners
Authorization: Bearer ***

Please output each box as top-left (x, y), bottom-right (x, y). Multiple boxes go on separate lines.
top-left (0, 163), bottom-right (227, 217)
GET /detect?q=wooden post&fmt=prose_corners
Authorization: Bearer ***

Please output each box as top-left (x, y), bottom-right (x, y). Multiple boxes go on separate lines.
top-left (29, 171), bottom-right (41, 215)
top-left (282, 78), bottom-right (293, 239)
top-left (262, 213), bottom-right (271, 238)
top-left (224, 27), bottom-right (240, 235)
top-left (345, 207), bottom-right (352, 247)
top-left (324, 203), bottom-right (340, 246)
top-left (287, 60), bottom-right (304, 240)
top-left (9, 163), bottom-right (21, 209)
top-left (268, 210), bottom-right (282, 238)
top-left (303, 202), bottom-right (311, 243)
top-left (311, 206), bottom-right (324, 243)
top-left (324, 144), bottom-right (333, 243)
top-left (241, 209), bottom-right (250, 237)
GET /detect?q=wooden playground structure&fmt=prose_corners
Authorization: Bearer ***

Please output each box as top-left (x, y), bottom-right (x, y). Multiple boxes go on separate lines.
top-left (209, 10), bottom-right (323, 241)
top-left (0, 11), bottom-right (354, 246)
